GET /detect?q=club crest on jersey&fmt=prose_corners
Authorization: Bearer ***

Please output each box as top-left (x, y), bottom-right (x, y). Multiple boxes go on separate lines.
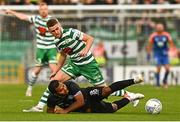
top-left (162, 36), bottom-right (167, 42)
top-left (38, 26), bottom-right (46, 36)
top-left (63, 47), bottom-right (73, 55)
top-left (154, 37), bottom-right (159, 42)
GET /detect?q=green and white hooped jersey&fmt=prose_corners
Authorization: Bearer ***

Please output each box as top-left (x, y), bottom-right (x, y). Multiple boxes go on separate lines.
top-left (29, 15), bottom-right (56, 49)
top-left (55, 28), bottom-right (95, 65)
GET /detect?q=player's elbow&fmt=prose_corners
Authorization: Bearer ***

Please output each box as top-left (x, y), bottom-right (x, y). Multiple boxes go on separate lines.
top-left (78, 97), bottom-right (85, 109)
top-left (75, 93), bottom-right (85, 108)
top-left (86, 35), bottom-right (94, 43)
top-left (90, 36), bottom-right (94, 43)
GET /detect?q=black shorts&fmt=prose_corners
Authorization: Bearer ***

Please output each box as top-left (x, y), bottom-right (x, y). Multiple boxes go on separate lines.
top-left (82, 87), bottom-right (115, 113)
top-left (82, 87), bottom-right (106, 101)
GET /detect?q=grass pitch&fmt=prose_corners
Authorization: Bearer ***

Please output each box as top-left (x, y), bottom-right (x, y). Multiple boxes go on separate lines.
top-left (0, 83), bottom-right (180, 121)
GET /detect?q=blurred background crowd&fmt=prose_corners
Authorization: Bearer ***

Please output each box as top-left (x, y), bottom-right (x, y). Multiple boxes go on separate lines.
top-left (1, 0), bottom-right (180, 65)
top-left (0, 0), bottom-right (180, 5)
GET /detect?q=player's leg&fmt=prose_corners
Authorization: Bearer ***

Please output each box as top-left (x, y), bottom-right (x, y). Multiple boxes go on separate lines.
top-left (36, 48), bottom-right (58, 105)
top-left (89, 91), bottom-right (144, 113)
top-left (101, 75), bottom-right (144, 98)
top-left (84, 75), bottom-right (144, 102)
top-left (25, 48), bottom-right (47, 96)
top-left (31, 48), bottom-right (58, 108)
top-left (161, 56), bottom-right (170, 88)
top-left (80, 59), bottom-right (143, 106)
top-left (163, 64), bottom-right (170, 88)
top-left (155, 66), bottom-right (161, 87)
top-left (47, 48), bottom-right (58, 73)
top-left (26, 66), bottom-right (42, 96)
top-left (80, 60), bottom-right (123, 93)
top-left (111, 92), bottom-right (145, 112)
top-left (154, 56), bottom-right (162, 87)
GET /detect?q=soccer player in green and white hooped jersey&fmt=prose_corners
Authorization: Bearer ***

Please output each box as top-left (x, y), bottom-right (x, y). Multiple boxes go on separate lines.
top-left (54, 28), bottom-right (105, 85)
top-left (5, 3), bottom-right (57, 97)
top-left (22, 18), bottom-right (144, 112)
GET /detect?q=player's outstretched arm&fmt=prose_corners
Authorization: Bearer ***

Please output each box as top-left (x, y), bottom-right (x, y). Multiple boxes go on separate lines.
top-left (54, 92), bottom-right (85, 114)
top-left (147, 39), bottom-right (153, 55)
top-left (146, 36), bottom-right (153, 61)
top-left (5, 9), bottom-right (29, 21)
top-left (50, 51), bottom-right (67, 80)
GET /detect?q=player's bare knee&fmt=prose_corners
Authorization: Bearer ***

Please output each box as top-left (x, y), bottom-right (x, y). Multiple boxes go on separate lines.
top-left (102, 87), bottom-right (112, 97)
top-left (51, 74), bottom-right (64, 81)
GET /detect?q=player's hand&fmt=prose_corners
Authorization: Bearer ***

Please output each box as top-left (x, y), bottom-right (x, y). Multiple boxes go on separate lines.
top-left (79, 48), bottom-right (88, 57)
top-left (4, 9), bottom-right (12, 14)
top-left (146, 54), bottom-right (151, 61)
top-left (54, 107), bottom-right (68, 114)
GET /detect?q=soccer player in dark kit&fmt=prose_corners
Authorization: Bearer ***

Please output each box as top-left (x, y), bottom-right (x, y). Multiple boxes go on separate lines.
top-left (47, 75), bottom-right (144, 114)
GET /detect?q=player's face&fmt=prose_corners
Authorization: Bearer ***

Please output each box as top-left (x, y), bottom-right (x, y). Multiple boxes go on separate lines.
top-left (156, 24), bottom-right (164, 33)
top-left (39, 5), bottom-right (48, 18)
top-left (48, 23), bottom-right (62, 38)
top-left (55, 83), bottom-right (69, 96)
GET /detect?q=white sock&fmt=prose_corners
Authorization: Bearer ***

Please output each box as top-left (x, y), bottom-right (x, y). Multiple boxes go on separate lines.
top-left (36, 88), bottom-right (50, 109)
top-left (28, 72), bottom-right (37, 86)
top-left (36, 102), bottom-right (46, 109)
top-left (27, 85), bottom-right (33, 91)
top-left (111, 90), bottom-right (126, 96)
top-left (31, 72), bottom-right (37, 78)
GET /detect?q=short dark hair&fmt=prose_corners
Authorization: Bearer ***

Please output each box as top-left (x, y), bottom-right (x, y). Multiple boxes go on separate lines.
top-left (47, 18), bottom-right (59, 28)
top-left (48, 80), bottom-right (59, 94)
top-left (39, 2), bottom-right (47, 6)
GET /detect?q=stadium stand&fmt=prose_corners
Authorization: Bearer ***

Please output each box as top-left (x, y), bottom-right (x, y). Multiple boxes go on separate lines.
top-left (0, 41), bottom-right (32, 83)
